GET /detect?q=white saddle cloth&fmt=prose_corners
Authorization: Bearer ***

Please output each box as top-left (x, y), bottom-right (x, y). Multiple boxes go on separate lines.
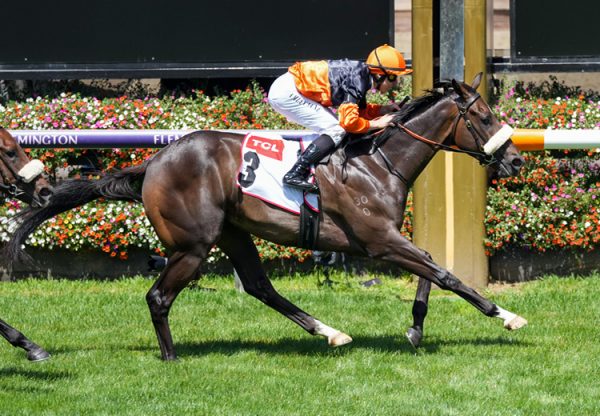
top-left (236, 132), bottom-right (320, 214)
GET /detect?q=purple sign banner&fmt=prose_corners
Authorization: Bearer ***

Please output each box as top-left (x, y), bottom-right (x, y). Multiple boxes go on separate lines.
top-left (8, 129), bottom-right (309, 149)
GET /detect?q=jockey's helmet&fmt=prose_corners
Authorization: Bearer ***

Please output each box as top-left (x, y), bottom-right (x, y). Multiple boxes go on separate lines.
top-left (366, 44), bottom-right (412, 76)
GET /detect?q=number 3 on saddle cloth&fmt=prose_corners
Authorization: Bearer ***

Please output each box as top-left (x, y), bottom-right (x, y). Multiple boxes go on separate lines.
top-left (236, 132), bottom-right (321, 248)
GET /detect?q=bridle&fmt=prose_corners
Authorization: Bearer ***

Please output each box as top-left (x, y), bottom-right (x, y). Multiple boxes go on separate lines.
top-left (0, 151), bottom-right (45, 199)
top-left (370, 91), bottom-right (514, 185)
top-left (395, 92), bottom-right (498, 166)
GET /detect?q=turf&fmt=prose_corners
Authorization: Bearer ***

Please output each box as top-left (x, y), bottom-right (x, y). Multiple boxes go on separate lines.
top-left (0, 273), bottom-right (598, 415)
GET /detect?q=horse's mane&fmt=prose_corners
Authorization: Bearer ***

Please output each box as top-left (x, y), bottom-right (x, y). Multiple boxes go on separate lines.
top-left (393, 80), bottom-right (453, 124)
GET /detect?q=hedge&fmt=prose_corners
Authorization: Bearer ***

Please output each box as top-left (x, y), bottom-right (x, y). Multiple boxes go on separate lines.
top-left (1, 77), bottom-right (599, 261)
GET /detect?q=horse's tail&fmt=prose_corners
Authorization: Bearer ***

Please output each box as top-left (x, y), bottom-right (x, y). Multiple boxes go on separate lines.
top-left (4, 162), bottom-right (148, 264)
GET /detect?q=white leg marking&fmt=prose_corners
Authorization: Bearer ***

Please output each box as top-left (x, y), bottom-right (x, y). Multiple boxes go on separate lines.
top-left (314, 320), bottom-right (352, 347)
top-left (495, 306), bottom-right (528, 330)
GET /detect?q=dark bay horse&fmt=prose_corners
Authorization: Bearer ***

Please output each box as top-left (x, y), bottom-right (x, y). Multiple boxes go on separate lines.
top-left (0, 127), bottom-right (53, 361)
top-left (6, 75), bottom-right (528, 360)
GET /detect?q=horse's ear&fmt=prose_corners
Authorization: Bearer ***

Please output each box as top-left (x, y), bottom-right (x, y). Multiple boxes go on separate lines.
top-left (451, 79), bottom-right (466, 99)
top-left (471, 72), bottom-right (483, 91)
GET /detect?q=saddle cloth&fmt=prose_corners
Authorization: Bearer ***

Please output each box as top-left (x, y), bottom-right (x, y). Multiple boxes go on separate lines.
top-left (236, 132), bottom-right (320, 215)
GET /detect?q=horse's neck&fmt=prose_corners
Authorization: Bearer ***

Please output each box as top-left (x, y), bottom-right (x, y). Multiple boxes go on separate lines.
top-left (403, 134), bottom-right (440, 182)
top-left (381, 114), bottom-right (451, 185)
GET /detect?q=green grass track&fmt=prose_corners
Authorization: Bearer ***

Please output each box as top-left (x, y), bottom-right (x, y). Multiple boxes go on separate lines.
top-left (1, 273), bottom-right (599, 415)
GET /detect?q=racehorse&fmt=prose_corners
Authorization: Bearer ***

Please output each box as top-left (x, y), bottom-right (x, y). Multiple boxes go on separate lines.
top-left (5, 75), bottom-right (528, 360)
top-left (0, 127), bottom-right (53, 361)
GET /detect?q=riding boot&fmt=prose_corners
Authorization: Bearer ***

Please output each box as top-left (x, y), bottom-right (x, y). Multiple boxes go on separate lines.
top-left (283, 134), bottom-right (336, 192)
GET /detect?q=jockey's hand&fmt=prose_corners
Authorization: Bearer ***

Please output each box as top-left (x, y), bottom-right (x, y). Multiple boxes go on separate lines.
top-left (369, 113), bottom-right (396, 130)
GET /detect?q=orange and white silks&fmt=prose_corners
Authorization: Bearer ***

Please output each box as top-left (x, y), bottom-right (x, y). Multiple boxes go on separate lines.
top-left (288, 61), bottom-right (332, 106)
top-left (285, 60), bottom-right (381, 134)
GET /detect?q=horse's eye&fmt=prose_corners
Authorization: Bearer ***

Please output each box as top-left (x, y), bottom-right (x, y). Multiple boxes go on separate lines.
top-left (482, 116), bottom-right (492, 125)
top-left (5, 150), bottom-right (16, 158)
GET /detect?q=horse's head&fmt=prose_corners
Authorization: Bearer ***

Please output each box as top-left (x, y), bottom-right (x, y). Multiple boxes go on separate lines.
top-left (0, 128), bottom-right (53, 207)
top-left (449, 73), bottom-right (524, 178)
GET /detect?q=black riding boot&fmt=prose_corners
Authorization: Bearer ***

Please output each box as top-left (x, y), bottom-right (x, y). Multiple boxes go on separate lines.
top-left (283, 134), bottom-right (336, 192)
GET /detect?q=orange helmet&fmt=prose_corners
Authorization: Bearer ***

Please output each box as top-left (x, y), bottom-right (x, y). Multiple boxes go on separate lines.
top-left (366, 44), bottom-right (412, 76)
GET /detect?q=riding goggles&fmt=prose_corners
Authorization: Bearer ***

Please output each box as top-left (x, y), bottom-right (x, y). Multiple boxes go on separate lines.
top-left (385, 74), bottom-right (398, 82)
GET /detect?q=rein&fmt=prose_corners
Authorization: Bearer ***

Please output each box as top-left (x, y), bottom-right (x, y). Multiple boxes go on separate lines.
top-left (342, 89), bottom-right (509, 186)
top-left (394, 121), bottom-right (495, 165)
top-left (404, 93), bottom-right (495, 165)
top-left (375, 92), bottom-right (499, 169)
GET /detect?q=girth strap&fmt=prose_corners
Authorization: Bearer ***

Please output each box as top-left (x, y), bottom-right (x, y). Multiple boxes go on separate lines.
top-left (298, 193), bottom-right (320, 249)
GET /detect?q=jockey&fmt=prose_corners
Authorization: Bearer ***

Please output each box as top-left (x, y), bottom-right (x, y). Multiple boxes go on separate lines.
top-left (268, 44), bottom-right (412, 192)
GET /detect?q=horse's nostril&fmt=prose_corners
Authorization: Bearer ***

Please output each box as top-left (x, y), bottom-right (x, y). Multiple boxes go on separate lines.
top-left (38, 187), bottom-right (54, 198)
top-left (511, 157), bottom-right (524, 168)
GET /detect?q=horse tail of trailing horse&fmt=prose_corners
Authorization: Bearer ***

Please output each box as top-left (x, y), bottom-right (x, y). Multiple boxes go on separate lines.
top-left (4, 162), bottom-right (148, 264)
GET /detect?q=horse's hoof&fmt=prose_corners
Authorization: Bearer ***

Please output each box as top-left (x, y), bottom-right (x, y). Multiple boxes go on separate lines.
top-left (27, 348), bottom-right (51, 362)
top-left (504, 316), bottom-right (528, 330)
top-left (406, 327), bottom-right (422, 349)
top-left (328, 332), bottom-right (352, 347)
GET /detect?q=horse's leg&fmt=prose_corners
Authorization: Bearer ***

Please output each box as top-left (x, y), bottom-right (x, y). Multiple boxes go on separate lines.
top-left (218, 224), bottom-right (352, 347)
top-left (0, 318), bottom-right (50, 361)
top-left (406, 278), bottom-right (431, 349)
top-left (374, 233), bottom-right (527, 332)
top-left (146, 249), bottom-right (207, 360)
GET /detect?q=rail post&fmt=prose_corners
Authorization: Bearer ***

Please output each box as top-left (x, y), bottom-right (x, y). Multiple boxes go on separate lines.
top-left (412, 0), bottom-right (489, 288)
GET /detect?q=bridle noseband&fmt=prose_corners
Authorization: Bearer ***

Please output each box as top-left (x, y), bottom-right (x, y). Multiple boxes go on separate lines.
top-left (450, 92), bottom-right (499, 166)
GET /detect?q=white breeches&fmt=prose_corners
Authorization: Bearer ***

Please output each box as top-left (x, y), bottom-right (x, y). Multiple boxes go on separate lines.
top-left (268, 72), bottom-right (346, 145)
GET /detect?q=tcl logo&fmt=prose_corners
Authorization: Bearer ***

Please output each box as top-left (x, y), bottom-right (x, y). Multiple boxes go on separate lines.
top-left (247, 136), bottom-right (284, 160)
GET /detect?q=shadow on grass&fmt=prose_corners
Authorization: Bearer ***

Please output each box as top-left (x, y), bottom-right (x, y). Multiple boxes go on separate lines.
top-left (42, 331), bottom-right (532, 359)
top-left (172, 335), bottom-right (410, 358)
top-left (418, 335), bottom-right (533, 353)
top-left (0, 367), bottom-right (73, 392)
top-left (123, 334), bottom-right (532, 359)
top-left (0, 367), bottom-right (72, 380)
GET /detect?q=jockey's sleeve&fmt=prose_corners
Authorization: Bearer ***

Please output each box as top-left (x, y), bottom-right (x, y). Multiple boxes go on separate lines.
top-left (288, 61), bottom-right (333, 106)
top-left (338, 103), bottom-right (371, 133)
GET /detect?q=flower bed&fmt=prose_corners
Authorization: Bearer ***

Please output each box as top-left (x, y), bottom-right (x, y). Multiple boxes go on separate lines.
top-left (0, 77), bottom-right (598, 265)
top-left (487, 77), bottom-right (600, 255)
top-left (485, 155), bottom-right (600, 254)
